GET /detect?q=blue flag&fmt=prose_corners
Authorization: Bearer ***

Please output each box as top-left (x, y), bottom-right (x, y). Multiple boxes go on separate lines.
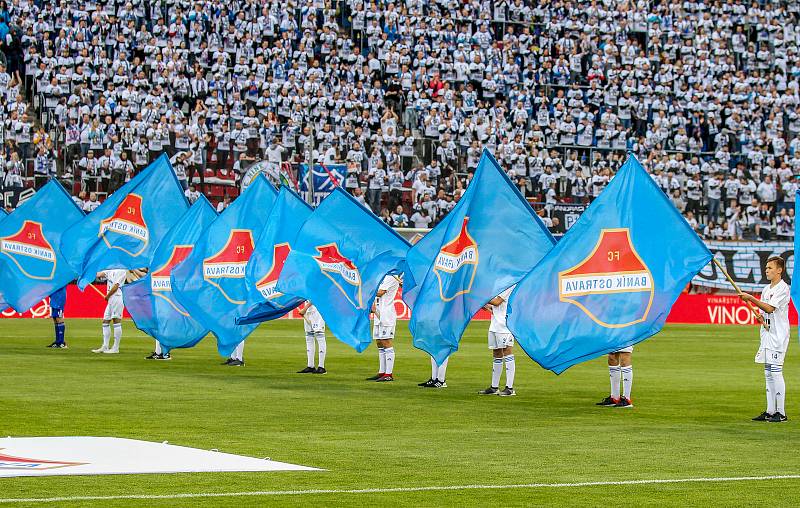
top-left (277, 187), bottom-right (410, 352)
top-left (793, 189), bottom-right (800, 339)
top-left (0, 180), bottom-right (85, 312)
top-left (507, 154), bottom-right (713, 373)
top-left (236, 187), bottom-right (312, 325)
top-left (0, 208), bottom-right (9, 312)
top-left (403, 150), bottom-right (556, 364)
top-left (60, 154), bottom-right (189, 289)
top-left (122, 196), bottom-right (218, 352)
top-left (171, 176), bottom-right (279, 356)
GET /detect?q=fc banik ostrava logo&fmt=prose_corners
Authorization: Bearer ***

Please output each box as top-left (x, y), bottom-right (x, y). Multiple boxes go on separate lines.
top-left (434, 217), bottom-right (478, 302)
top-left (151, 245), bottom-right (193, 314)
top-left (314, 243), bottom-right (363, 308)
top-left (203, 230), bottom-right (254, 304)
top-left (98, 194), bottom-right (149, 257)
top-left (0, 220), bottom-right (57, 280)
top-left (558, 228), bottom-right (654, 328)
top-left (255, 243), bottom-right (292, 304)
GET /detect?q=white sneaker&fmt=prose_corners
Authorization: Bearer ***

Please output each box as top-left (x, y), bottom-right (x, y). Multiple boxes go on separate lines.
top-left (92, 347), bottom-right (108, 353)
top-left (103, 348), bottom-right (119, 354)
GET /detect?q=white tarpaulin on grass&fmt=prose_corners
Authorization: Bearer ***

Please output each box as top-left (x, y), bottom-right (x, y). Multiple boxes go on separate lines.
top-left (0, 437), bottom-right (319, 478)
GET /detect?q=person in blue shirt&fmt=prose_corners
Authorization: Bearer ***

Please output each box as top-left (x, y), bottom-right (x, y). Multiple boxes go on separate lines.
top-left (46, 286), bottom-right (68, 348)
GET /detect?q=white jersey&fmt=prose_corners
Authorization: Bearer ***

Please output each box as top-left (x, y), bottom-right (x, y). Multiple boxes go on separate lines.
top-left (758, 280), bottom-right (790, 354)
top-left (303, 303), bottom-right (325, 333)
top-left (104, 269), bottom-right (127, 301)
top-left (488, 285), bottom-right (515, 334)
top-left (374, 275), bottom-right (401, 327)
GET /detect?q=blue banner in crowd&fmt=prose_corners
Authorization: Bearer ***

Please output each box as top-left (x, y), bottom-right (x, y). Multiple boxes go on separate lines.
top-left (236, 187), bottom-right (312, 325)
top-left (277, 187), bottom-right (410, 352)
top-left (171, 176), bottom-right (278, 356)
top-left (122, 197), bottom-right (218, 352)
top-left (0, 181), bottom-right (85, 312)
top-left (60, 154), bottom-right (189, 289)
top-left (403, 149), bottom-right (556, 365)
top-left (298, 164), bottom-right (347, 206)
top-left (507, 154), bottom-right (713, 373)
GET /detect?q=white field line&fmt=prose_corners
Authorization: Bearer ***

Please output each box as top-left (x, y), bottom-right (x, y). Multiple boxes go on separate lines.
top-left (1, 474), bottom-right (799, 504)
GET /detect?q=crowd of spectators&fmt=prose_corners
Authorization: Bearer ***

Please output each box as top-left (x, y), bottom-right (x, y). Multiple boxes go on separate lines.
top-left (0, 0), bottom-right (798, 239)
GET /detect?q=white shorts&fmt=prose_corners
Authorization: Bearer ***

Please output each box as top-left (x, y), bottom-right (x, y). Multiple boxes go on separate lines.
top-left (373, 323), bottom-right (395, 340)
top-left (755, 348), bottom-right (786, 366)
top-left (103, 297), bottom-right (124, 320)
top-left (488, 331), bottom-right (514, 350)
top-left (613, 346), bottom-right (634, 354)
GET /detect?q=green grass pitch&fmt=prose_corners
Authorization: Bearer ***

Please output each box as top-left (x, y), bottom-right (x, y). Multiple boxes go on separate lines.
top-left (2, 319), bottom-right (800, 506)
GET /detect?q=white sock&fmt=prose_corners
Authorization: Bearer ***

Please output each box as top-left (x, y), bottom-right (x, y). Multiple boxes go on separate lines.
top-left (436, 357), bottom-right (449, 382)
top-left (233, 341), bottom-right (245, 361)
top-left (378, 347), bottom-right (386, 374)
top-left (491, 357), bottom-right (503, 388)
top-left (316, 333), bottom-right (326, 369)
top-left (765, 365), bottom-right (776, 415)
top-left (111, 324), bottom-right (122, 351)
top-left (430, 356), bottom-right (438, 380)
top-left (621, 365), bottom-right (633, 399)
top-left (384, 347), bottom-right (395, 375)
top-left (101, 324), bottom-right (110, 349)
top-left (154, 341), bottom-right (162, 355)
top-left (504, 355), bottom-right (516, 388)
top-left (773, 365), bottom-right (786, 415)
top-left (609, 365), bottom-right (621, 399)
top-left (305, 334), bottom-right (315, 368)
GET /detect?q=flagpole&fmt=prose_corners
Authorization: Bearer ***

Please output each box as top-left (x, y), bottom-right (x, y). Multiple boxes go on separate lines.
top-left (712, 258), bottom-right (769, 330)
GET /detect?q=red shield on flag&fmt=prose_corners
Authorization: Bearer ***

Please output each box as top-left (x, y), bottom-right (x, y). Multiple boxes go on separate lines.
top-left (151, 245), bottom-right (193, 315)
top-left (99, 194), bottom-right (149, 256)
top-left (558, 228), bottom-right (654, 328)
top-left (255, 243), bottom-right (292, 302)
top-left (433, 217), bottom-right (478, 302)
top-left (0, 220), bottom-right (57, 280)
top-left (0, 450), bottom-right (86, 470)
top-left (314, 243), bottom-right (363, 308)
top-left (203, 230), bottom-right (254, 304)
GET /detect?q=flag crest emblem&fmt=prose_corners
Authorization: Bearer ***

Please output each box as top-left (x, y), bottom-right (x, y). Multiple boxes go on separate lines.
top-left (151, 245), bottom-right (193, 314)
top-left (558, 228), bottom-right (653, 328)
top-left (0, 221), bottom-right (57, 280)
top-left (314, 243), bottom-right (363, 308)
top-left (255, 243), bottom-right (291, 302)
top-left (203, 229), bottom-right (254, 304)
top-left (98, 193), bottom-right (149, 256)
top-left (0, 450), bottom-right (86, 471)
top-left (433, 217), bottom-right (478, 302)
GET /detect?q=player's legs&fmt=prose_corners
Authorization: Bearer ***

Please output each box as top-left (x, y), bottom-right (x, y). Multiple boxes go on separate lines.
top-left (381, 338), bottom-right (395, 377)
top-left (436, 357), bottom-right (448, 384)
top-left (314, 331), bottom-right (326, 372)
top-left (764, 364), bottom-right (776, 416)
top-left (94, 318), bottom-right (112, 352)
top-left (305, 333), bottom-right (316, 368)
top-left (597, 352), bottom-right (621, 406)
top-left (107, 317), bottom-right (122, 353)
top-left (502, 345), bottom-right (516, 394)
top-left (49, 311), bottom-right (66, 348)
top-left (619, 352), bottom-right (633, 401)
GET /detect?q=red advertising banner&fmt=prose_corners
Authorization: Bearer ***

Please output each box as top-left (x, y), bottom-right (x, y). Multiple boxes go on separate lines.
top-left (1, 287), bottom-right (794, 326)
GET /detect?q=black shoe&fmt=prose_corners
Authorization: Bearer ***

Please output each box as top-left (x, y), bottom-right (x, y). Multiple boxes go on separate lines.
top-left (57, 343), bottom-right (68, 349)
top-left (46, 342), bottom-right (59, 348)
top-left (228, 359), bottom-right (244, 367)
top-left (156, 353), bottom-right (171, 360)
top-left (145, 352), bottom-right (159, 359)
top-left (478, 387), bottom-right (499, 395)
top-left (432, 380), bottom-right (447, 388)
top-left (498, 386), bottom-right (516, 397)
top-left (366, 373), bottom-right (384, 380)
top-left (596, 396), bottom-right (619, 407)
top-left (752, 411), bottom-right (773, 421)
top-left (768, 412), bottom-right (787, 423)
top-left (297, 367), bottom-right (315, 373)
top-left (418, 378), bottom-right (435, 387)
top-left (222, 358), bottom-right (234, 365)
top-left (375, 374), bottom-right (394, 382)
top-left (313, 367), bottom-right (327, 374)
top-left (614, 397), bottom-right (633, 408)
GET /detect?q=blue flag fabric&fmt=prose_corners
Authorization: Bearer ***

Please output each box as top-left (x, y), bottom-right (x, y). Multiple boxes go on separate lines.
top-left (0, 180), bottom-right (85, 312)
top-left (236, 187), bottom-right (312, 325)
top-left (171, 176), bottom-right (279, 356)
top-left (60, 154), bottom-right (189, 289)
top-left (122, 196), bottom-right (218, 352)
top-left (403, 150), bottom-right (556, 364)
top-left (277, 187), bottom-right (410, 352)
top-left (793, 189), bottom-right (800, 339)
top-left (0, 208), bottom-right (9, 312)
top-left (507, 154), bottom-right (713, 374)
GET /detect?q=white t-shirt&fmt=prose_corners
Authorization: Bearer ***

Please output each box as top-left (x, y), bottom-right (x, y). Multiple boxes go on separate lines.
top-left (488, 285), bottom-right (515, 334)
top-left (374, 275), bottom-right (400, 327)
top-left (758, 280), bottom-right (790, 353)
top-left (104, 269), bottom-right (127, 301)
top-left (303, 303), bottom-right (325, 333)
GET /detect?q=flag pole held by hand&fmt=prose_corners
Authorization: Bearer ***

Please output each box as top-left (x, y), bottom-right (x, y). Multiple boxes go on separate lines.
top-left (712, 258), bottom-right (769, 330)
